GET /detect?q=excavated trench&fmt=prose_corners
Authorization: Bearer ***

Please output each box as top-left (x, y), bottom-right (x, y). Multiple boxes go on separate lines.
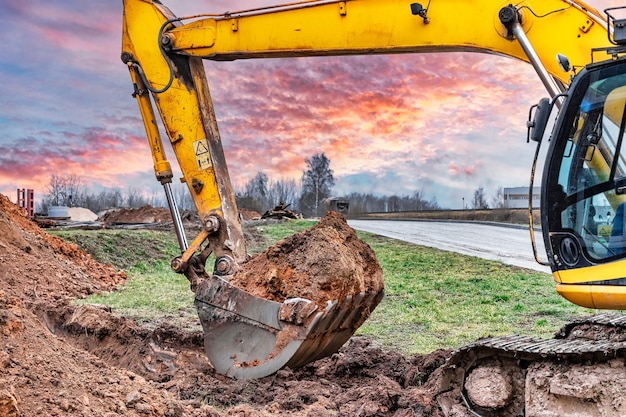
top-left (34, 302), bottom-right (208, 384)
top-left (30, 300), bottom-right (451, 415)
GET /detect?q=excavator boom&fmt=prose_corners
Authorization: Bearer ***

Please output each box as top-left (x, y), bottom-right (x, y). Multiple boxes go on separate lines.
top-left (164, 0), bottom-right (607, 84)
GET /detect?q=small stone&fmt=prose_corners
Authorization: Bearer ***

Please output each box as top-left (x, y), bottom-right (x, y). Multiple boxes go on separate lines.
top-left (126, 391), bottom-right (141, 406)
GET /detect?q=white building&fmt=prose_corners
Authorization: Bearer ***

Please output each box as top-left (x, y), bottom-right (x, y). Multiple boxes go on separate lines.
top-left (504, 187), bottom-right (541, 209)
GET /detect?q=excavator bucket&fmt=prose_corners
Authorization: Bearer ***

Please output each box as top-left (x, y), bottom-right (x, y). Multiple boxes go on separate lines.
top-left (195, 276), bottom-right (384, 379)
top-left (193, 212), bottom-right (385, 379)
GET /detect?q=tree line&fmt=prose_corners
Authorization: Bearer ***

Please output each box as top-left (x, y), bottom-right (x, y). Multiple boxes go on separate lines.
top-left (39, 153), bottom-right (502, 217)
top-left (40, 174), bottom-right (195, 215)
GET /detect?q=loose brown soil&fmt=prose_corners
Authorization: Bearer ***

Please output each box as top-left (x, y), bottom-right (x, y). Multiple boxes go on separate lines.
top-left (99, 206), bottom-right (174, 225)
top-left (99, 206), bottom-right (261, 226)
top-left (0, 194), bottom-right (450, 416)
top-left (230, 211), bottom-right (384, 308)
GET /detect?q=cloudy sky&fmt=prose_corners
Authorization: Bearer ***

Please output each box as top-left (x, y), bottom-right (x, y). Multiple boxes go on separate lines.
top-left (0, 0), bottom-right (621, 209)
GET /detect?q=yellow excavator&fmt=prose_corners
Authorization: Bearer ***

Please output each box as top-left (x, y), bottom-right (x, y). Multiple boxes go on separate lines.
top-left (122, 0), bottom-right (626, 414)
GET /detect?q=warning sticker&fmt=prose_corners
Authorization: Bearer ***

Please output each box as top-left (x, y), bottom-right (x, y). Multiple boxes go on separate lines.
top-left (193, 138), bottom-right (212, 170)
top-left (598, 224), bottom-right (612, 238)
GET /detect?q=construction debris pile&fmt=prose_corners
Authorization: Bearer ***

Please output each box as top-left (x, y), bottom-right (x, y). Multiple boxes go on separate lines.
top-left (261, 202), bottom-right (300, 220)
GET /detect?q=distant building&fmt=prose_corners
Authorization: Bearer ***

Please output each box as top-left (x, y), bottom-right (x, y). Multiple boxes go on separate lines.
top-left (504, 187), bottom-right (540, 209)
top-left (17, 188), bottom-right (34, 218)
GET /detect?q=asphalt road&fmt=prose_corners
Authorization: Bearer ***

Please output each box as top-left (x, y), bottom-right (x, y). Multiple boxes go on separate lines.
top-left (348, 219), bottom-right (552, 273)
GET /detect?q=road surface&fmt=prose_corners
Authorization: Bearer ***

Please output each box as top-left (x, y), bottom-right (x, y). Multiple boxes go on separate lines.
top-left (348, 219), bottom-right (551, 273)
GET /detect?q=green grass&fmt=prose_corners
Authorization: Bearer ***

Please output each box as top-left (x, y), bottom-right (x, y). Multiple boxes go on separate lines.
top-left (356, 234), bottom-right (591, 353)
top-left (84, 270), bottom-right (198, 328)
top-left (51, 220), bottom-right (593, 354)
top-left (51, 229), bottom-right (181, 270)
top-left (50, 229), bottom-right (197, 328)
top-left (244, 219), bottom-right (314, 252)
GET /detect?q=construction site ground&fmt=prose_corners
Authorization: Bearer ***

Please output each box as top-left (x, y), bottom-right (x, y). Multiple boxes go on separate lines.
top-left (8, 199), bottom-right (624, 416)
top-left (0, 196), bottom-right (450, 416)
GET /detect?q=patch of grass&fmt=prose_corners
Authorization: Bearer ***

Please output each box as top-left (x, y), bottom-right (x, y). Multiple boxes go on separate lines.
top-left (81, 269), bottom-right (198, 329)
top-left (50, 229), bottom-right (197, 329)
top-left (51, 229), bottom-right (180, 271)
top-left (355, 233), bottom-right (592, 354)
top-left (54, 220), bottom-right (593, 354)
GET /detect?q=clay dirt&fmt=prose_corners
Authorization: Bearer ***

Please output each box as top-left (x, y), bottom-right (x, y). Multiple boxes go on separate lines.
top-left (0, 194), bottom-right (450, 417)
top-left (230, 211), bottom-right (384, 308)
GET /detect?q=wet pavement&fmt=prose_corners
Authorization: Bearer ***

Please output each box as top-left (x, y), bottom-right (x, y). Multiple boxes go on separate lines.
top-left (348, 219), bottom-right (551, 273)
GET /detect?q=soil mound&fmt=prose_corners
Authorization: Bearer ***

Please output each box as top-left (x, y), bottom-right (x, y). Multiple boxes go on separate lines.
top-left (0, 194), bottom-right (125, 301)
top-left (230, 211), bottom-right (384, 308)
top-left (100, 206), bottom-right (173, 225)
top-left (68, 206), bottom-right (98, 221)
top-left (0, 194), bottom-right (219, 416)
top-left (0, 294), bottom-right (205, 416)
top-left (240, 208), bottom-right (261, 220)
top-left (99, 205), bottom-right (272, 226)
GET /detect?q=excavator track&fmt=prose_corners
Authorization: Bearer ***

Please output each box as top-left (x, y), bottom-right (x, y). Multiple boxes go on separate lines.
top-left (437, 313), bottom-right (626, 417)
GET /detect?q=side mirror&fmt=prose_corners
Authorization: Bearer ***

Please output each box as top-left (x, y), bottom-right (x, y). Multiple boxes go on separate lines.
top-left (527, 98), bottom-right (552, 143)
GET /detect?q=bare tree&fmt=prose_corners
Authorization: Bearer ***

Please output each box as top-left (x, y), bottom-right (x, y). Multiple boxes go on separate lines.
top-left (345, 191), bottom-right (439, 214)
top-left (125, 187), bottom-right (146, 208)
top-left (300, 153), bottom-right (335, 217)
top-left (473, 186), bottom-right (489, 209)
top-left (146, 188), bottom-right (159, 207)
top-left (236, 172), bottom-right (270, 213)
top-left (491, 186), bottom-right (505, 209)
top-left (170, 184), bottom-right (195, 211)
top-left (268, 178), bottom-right (301, 210)
top-left (94, 189), bottom-right (123, 211)
top-left (387, 195), bottom-right (400, 212)
top-left (248, 172), bottom-right (269, 206)
top-left (45, 174), bottom-right (84, 207)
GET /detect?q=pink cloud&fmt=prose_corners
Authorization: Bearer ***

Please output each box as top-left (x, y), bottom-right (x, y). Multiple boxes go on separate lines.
top-left (464, 163), bottom-right (479, 176)
top-left (448, 162), bottom-right (460, 176)
top-left (0, 128), bottom-right (153, 198)
top-left (3, 0), bottom-right (618, 209)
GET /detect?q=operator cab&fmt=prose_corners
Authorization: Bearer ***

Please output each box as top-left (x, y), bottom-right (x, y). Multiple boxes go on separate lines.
top-left (542, 58), bottom-right (626, 270)
top-left (526, 7), bottom-right (626, 309)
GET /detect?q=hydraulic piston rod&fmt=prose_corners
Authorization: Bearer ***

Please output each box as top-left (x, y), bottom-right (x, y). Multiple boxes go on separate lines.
top-left (499, 5), bottom-right (564, 100)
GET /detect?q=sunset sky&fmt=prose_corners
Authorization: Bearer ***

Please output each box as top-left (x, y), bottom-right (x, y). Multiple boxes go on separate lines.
top-left (0, 0), bottom-right (621, 210)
